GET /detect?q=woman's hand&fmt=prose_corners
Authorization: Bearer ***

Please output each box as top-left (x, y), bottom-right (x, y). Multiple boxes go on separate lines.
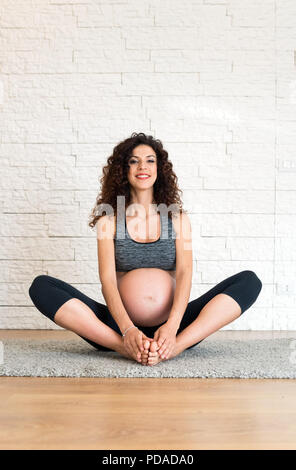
top-left (122, 326), bottom-right (153, 362)
top-left (153, 321), bottom-right (178, 360)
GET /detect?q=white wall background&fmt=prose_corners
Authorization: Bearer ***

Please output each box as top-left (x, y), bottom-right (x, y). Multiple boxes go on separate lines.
top-left (0, 0), bottom-right (295, 331)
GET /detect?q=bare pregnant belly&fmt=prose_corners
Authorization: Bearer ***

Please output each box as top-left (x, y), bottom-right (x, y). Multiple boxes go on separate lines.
top-left (117, 268), bottom-right (176, 327)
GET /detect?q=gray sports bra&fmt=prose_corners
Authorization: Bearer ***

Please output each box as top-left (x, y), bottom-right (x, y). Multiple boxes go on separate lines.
top-left (114, 211), bottom-right (176, 272)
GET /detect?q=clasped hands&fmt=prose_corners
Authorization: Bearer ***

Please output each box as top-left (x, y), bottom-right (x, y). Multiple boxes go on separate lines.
top-left (122, 320), bottom-right (178, 365)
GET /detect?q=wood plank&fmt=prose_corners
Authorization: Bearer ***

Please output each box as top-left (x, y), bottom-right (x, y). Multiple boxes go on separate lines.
top-left (0, 330), bottom-right (296, 450)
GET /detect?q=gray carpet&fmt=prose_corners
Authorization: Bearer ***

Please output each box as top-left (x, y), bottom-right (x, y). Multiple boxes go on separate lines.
top-left (0, 337), bottom-right (296, 378)
top-left (0, 337), bottom-right (296, 379)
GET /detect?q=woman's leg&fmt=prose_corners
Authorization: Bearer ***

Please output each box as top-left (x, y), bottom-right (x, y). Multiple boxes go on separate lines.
top-left (170, 270), bottom-right (263, 356)
top-left (28, 274), bottom-right (125, 353)
top-left (146, 270), bottom-right (262, 362)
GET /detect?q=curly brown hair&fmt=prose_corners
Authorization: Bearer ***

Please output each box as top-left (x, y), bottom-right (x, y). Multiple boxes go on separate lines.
top-left (88, 132), bottom-right (186, 229)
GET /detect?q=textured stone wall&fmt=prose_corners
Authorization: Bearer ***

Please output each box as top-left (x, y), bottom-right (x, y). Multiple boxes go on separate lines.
top-left (0, 0), bottom-right (295, 330)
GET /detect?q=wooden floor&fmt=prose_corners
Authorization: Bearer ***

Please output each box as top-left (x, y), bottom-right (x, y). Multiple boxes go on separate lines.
top-left (0, 329), bottom-right (296, 450)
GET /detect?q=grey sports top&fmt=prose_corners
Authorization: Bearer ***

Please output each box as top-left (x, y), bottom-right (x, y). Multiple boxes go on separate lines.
top-left (114, 211), bottom-right (176, 272)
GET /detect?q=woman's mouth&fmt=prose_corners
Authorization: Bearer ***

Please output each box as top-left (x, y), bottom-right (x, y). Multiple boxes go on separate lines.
top-left (136, 175), bottom-right (150, 179)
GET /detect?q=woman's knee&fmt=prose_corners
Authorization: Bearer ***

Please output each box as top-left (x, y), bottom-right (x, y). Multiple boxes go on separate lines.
top-left (28, 274), bottom-right (49, 299)
top-left (241, 270), bottom-right (262, 292)
top-left (243, 270), bottom-right (262, 289)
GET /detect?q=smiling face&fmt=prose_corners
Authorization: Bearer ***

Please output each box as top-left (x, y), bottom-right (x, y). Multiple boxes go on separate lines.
top-left (127, 144), bottom-right (158, 190)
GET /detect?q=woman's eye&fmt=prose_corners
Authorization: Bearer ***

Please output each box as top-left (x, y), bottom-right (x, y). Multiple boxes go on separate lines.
top-left (129, 159), bottom-right (155, 164)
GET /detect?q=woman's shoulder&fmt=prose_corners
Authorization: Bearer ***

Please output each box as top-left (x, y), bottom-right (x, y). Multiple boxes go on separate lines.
top-left (171, 211), bottom-right (191, 237)
top-left (97, 214), bottom-right (116, 240)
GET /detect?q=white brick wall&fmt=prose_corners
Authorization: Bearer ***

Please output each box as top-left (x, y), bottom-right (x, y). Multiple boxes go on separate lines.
top-left (0, 0), bottom-right (295, 330)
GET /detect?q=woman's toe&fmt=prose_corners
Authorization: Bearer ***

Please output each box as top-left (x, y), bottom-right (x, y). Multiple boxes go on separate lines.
top-left (148, 351), bottom-right (157, 357)
top-left (143, 339), bottom-right (150, 350)
top-left (150, 341), bottom-right (159, 352)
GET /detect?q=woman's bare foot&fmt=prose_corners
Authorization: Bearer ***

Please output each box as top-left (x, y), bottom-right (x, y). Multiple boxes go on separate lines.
top-left (140, 339), bottom-right (153, 365)
top-left (140, 339), bottom-right (166, 366)
top-left (118, 337), bottom-right (182, 364)
top-left (141, 338), bottom-right (182, 365)
top-left (147, 340), bottom-right (165, 366)
top-left (117, 338), bottom-right (153, 362)
top-left (117, 344), bottom-right (136, 361)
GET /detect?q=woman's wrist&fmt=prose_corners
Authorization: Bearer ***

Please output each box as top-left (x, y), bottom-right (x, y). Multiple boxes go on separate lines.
top-left (165, 317), bottom-right (180, 333)
top-left (122, 325), bottom-right (138, 337)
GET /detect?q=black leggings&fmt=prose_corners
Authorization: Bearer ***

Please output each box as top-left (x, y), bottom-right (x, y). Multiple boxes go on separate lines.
top-left (28, 270), bottom-right (262, 352)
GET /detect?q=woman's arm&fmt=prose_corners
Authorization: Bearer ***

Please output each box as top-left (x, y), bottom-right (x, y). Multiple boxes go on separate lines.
top-left (167, 270), bottom-right (192, 330)
top-left (167, 211), bottom-right (193, 330)
top-left (97, 214), bottom-right (134, 335)
top-left (101, 280), bottom-right (134, 335)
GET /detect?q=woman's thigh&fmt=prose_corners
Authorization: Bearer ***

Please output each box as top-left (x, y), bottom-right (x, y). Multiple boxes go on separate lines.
top-left (176, 270), bottom-right (263, 350)
top-left (28, 274), bottom-right (122, 351)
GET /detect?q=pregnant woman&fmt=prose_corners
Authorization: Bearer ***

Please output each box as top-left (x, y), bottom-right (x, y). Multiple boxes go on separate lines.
top-left (28, 132), bottom-right (263, 366)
